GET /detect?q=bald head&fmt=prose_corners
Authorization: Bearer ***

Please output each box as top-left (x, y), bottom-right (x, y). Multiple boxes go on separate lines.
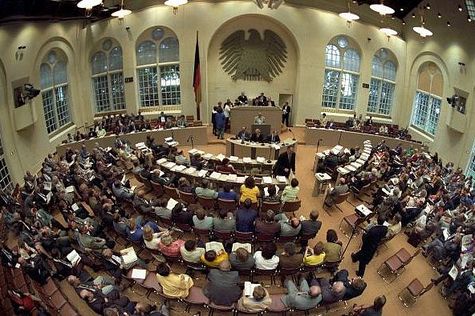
top-left (309, 285), bottom-right (321, 297)
top-left (332, 281), bottom-right (345, 294)
top-left (219, 260), bottom-right (231, 271)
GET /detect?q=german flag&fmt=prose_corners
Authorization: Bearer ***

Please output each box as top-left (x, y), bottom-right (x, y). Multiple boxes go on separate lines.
top-left (193, 31), bottom-right (201, 120)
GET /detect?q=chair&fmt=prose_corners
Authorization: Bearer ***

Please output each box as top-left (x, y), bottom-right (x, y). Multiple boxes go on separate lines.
top-left (235, 231), bottom-right (254, 243)
top-left (377, 253), bottom-right (405, 283)
top-left (134, 173), bottom-right (145, 189)
top-left (197, 196), bottom-right (216, 210)
top-left (398, 279), bottom-right (434, 307)
top-left (58, 303), bottom-right (79, 316)
top-left (218, 198), bottom-right (237, 212)
top-left (213, 230), bottom-right (234, 242)
top-left (179, 191), bottom-right (196, 205)
top-left (142, 272), bottom-right (181, 301)
top-left (339, 213), bottom-right (375, 238)
top-left (184, 286), bottom-right (209, 312)
top-left (255, 232), bottom-right (276, 244)
top-left (323, 257), bottom-right (343, 275)
top-left (208, 302), bottom-right (235, 316)
top-left (276, 235), bottom-right (298, 244)
top-left (194, 227), bottom-right (212, 241)
top-left (163, 185), bottom-right (180, 200)
top-left (281, 199), bottom-right (301, 215)
top-left (323, 192), bottom-right (350, 215)
top-left (139, 174), bottom-right (153, 192)
top-left (396, 248), bottom-right (420, 265)
top-left (151, 181), bottom-right (164, 197)
top-left (49, 291), bottom-right (67, 311)
top-left (267, 294), bottom-right (289, 315)
top-left (279, 266), bottom-right (302, 285)
top-left (261, 201), bottom-right (281, 213)
top-left (253, 268), bottom-right (277, 285)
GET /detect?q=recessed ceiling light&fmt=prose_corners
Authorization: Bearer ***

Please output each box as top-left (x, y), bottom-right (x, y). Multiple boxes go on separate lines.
top-left (370, 3), bottom-right (395, 15)
top-left (400, 8), bottom-right (404, 12)
top-left (437, 12), bottom-right (442, 18)
top-left (413, 25), bottom-right (433, 37)
top-left (447, 21), bottom-right (451, 26)
top-left (111, 8), bottom-right (131, 18)
top-left (339, 11), bottom-right (360, 22)
top-left (412, 13), bottom-right (416, 18)
top-left (77, 0), bottom-right (102, 10)
top-left (380, 27), bottom-right (398, 36)
top-left (426, 3), bottom-right (431, 10)
top-left (468, 16), bottom-right (473, 22)
top-left (458, 5), bottom-right (463, 12)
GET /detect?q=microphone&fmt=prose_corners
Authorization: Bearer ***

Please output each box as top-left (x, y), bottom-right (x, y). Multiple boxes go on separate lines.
top-left (316, 138), bottom-right (323, 153)
top-left (288, 128), bottom-right (296, 141)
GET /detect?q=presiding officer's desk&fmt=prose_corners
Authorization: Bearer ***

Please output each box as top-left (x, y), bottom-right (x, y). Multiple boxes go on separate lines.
top-left (56, 126), bottom-right (208, 157)
top-left (230, 106), bottom-right (282, 135)
top-left (304, 127), bottom-right (424, 150)
top-left (226, 138), bottom-right (297, 160)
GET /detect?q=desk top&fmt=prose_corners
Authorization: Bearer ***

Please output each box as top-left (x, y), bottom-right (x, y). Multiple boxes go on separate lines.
top-left (226, 138), bottom-right (297, 149)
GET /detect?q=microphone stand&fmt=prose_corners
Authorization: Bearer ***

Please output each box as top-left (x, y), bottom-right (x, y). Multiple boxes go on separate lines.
top-left (341, 217), bottom-right (366, 259)
top-left (337, 131), bottom-right (342, 145)
top-left (187, 135), bottom-right (194, 149)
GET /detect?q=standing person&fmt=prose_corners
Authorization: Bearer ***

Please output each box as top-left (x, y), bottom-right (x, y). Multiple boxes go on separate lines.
top-left (211, 105), bottom-right (218, 136)
top-left (273, 145), bottom-right (296, 178)
top-left (215, 107), bottom-right (226, 140)
top-left (282, 102), bottom-right (291, 127)
top-left (351, 216), bottom-right (388, 277)
top-left (223, 101), bottom-right (231, 132)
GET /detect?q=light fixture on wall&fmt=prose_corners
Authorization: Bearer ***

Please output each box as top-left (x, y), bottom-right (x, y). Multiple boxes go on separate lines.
top-left (380, 27), bottom-right (398, 36)
top-left (164, 0), bottom-right (188, 14)
top-left (370, 1), bottom-right (395, 15)
top-left (254, 0), bottom-right (285, 9)
top-left (111, 0), bottom-right (131, 19)
top-left (339, 0), bottom-right (360, 24)
top-left (413, 17), bottom-right (433, 37)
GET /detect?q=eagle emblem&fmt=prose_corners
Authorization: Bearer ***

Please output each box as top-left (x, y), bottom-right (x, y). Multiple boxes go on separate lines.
top-left (219, 29), bottom-right (287, 82)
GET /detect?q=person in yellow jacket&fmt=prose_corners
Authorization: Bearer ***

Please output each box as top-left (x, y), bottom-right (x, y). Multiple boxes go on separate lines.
top-left (155, 262), bottom-right (193, 298)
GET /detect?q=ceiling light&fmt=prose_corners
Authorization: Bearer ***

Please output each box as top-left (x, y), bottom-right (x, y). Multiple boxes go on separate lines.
top-left (468, 16), bottom-right (472, 22)
top-left (458, 5), bottom-right (463, 11)
top-left (339, 12), bottom-right (360, 22)
top-left (447, 21), bottom-right (451, 26)
top-left (412, 13), bottom-right (416, 18)
top-left (402, 20), bottom-right (406, 25)
top-left (437, 12), bottom-right (442, 18)
top-left (413, 25), bottom-right (433, 37)
top-left (370, 3), bottom-right (395, 15)
top-left (77, 0), bottom-right (102, 10)
top-left (380, 27), bottom-right (398, 36)
top-left (400, 8), bottom-right (404, 11)
top-left (426, 3), bottom-right (431, 10)
top-left (111, 0), bottom-right (131, 19)
top-left (165, 0), bottom-right (188, 14)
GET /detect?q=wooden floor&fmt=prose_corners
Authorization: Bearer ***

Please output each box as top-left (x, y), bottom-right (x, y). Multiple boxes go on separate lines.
top-left (57, 127), bottom-right (452, 316)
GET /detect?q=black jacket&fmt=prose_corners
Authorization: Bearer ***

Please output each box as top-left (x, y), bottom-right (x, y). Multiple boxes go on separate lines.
top-left (274, 152), bottom-right (295, 177)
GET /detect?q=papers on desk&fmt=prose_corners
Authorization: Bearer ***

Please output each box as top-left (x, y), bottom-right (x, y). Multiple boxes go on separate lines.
top-left (236, 176), bottom-right (246, 183)
top-left (270, 143), bottom-right (281, 150)
top-left (71, 203), bottom-right (80, 212)
top-left (166, 141), bottom-right (179, 147)
top-left (227, 174), bottom-right (237, 182)
top-left (323, 150), bottom-right (331, 156)
top-left (135, 142), bottom-right (146, 149)
top-left (111, 255), bottom-right (122, 265)
top-left (167, 198), bottom-right (179, 211)
top-left (157, 158), bottom-right (168, 165)
top-left (131, 268), bottom-right (147, 280)
top-left (337, 167), bottom-right (350, 175)
top-left (316, 152), bottom-right (326, 158)
top-left (345, 165), bottom-right (357, 172)
top-left (442, 228), bottom-right (450, 241)
top-left (243, 157), bottom-right (252, 163)
top-left (264, 185), bottom-right (279, 197)
top-left (210, 172), bottom-right (222, 180)
top-left (120, 247), bottom-right (138, 265)
top-left (172, 165), bottom-right (187, 172)
top-left (448, 265), bottom-right (458, 280)
top-left (219, 174), bottom-right (229, 181)
top-left (461, 234), bottom-right (473, 252)
top-left (256, 157), bottom-right (265, 163)
top-left (197, 170), bottom-right (208, 178)
top-left (343, 148), bottom-right (351, 154)
top-left (202, 153), bottom-right (213, 160)
top-left (244, 281), bottom-right (261, 297)
top-left (315, 173), bottom-right (332, 181)
top-left (356, 204), bottom-right (372, 217)
top-left (205, 241), bottom-right (225, 253)
top-left (262, 176), bottom-right (273, 184)
top-left (232, 242), bottom-right (252, 253)
top-left (44, 182), bottom-right (52, 191)
top-left (363, 140), bottom-right (371, 144)
top-left (65, 186), bottom-right (75, 193)
top-left (163, 161), bottom-right (176, 169)
top-left (468, 283), bottom-right (475, 294)
top-left (164, 137), bottom-right (173, 142)
top-left (216, 154), bottom-right (225, 161)
top-left (351, 162), bottom-right (362, 169)
top-left (188, 149), bottom-right (199, 155)
top-left (276, 176), bottom-right (287, 183)
top-left (66, 249), bottom-right (81, 266)
top-left (356, 158), bottom-right (366, 165)
top-left (331, 145), bottom-right (343, 155)
top-left (229, 156), bottom-right (239, 162)
top-left (184, 167), bottom-right (196, 175)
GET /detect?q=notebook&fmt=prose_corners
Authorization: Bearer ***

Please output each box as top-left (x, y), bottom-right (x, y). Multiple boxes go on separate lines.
top-left (66, 249), bottom-right (81, 266)
top-left (131, 268), bottom-right (147, 280)
top-left (166, 198), bottom-right (179, 210)
top-left (244, 281), bottom-right (261, 297)
top-left (205, 241), bottom-right (225, 253)
top-left (232, 242), bottom-right (252, 253)
top-left (120, 247), bottom-right (138, 265)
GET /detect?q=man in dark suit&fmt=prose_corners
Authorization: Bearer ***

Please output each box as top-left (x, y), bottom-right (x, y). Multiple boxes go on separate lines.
top-left (266, 130), bottom-right (280, 144)
top-left (273, 145), bottom-right (296, 177)
top-left (236, 126), bottom-right (250, 141)
top-left (351, 216), bottom-right (388, 277)
top-left (251, 128), bottom-right (264, 143)
top-left (299, 210), bottom-right (322, 248)
top-left (203, 260), bottom-right (241, 306)
top-left (282, 102), bottom-right (291, 127)
top-left (331, 269), bottom-right (367, 300)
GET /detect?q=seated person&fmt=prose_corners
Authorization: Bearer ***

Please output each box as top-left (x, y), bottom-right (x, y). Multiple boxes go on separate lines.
top-left (125, 216), bottom-right (161, 243)
top-left (177, 177), bottom-right (193, 193)
top-left (275, 213), bottom-right (301, 237)
top-left (155, 263), bottom-right (193, 299)
top-left (255, 210), bottom-right (280, 237)
top-left (192, 208), bottom-right (213, 230)
top-left (266, 130), bottom-right (280, 143)
top-left (251, 129), bottom-right (264, 143)
top-left (133, 190), bottom-right (153, 214)
top-left (142, 225), bottom-right (168, 250)
top-left (203, 260), bottom-right (241, 306)
top-left (281, 178), bottom-right (300, 202)
top-left (195, 179), bottom-right (218, 199)
top-left (218, 183), bottom-right (238, 201)
top-left (236, 126), bottom-right (250, 141)
top-left (263, 184), bottom-right (281, 202)
top-left (240, 176), bottom-right (260, 204)
top-left (282, 277), bottom-right (322, 310)
top-left (213, 208), bottom-right (236, 232)
top-left (216, 158), bottom-right (236, 174)
top-left (176, 115), bottom-right (188, 128)
top-left (158, 233), bottom-right (185, 257)
top-left (279, 242), bottom-right (303, 270)
top-left (154, 197), bottom-right (172, 219)
top-left (235, 199), bottom-right (258, 232)
top-left (229, 247), bottom-right (255, 271)
top-left (323, 229), bottom-right (342, 263)
top-left (299, 210), bottom-right (322, 246)
top-left (174, 150), bottom-right (190, 166)
top-left (201, 249), bottom-right (229, 268)
top-left (312, 278), bottom-right (346, 305)
top-left (254, 112), bottom-right (266, 125)
top-left (190, 153), bottom-right (206, 170)
top-left (331, 269), bottom-right (367, 300)
top-left (180, 240), bottom-right (205, 263)
top-left (303, 241), bottom-right (326, 266)
top-left (237, 285), bottom-right (272, 313)
top-left (111, 180), bottom-right (134, 201)
top-left (324, 178), bottom-right (349, 207)
top-left (254, 243), bottom-right (279, 270)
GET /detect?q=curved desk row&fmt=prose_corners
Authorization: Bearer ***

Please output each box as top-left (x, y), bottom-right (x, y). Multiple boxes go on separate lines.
top-left (226, 138), bottom-right (297, 160)
top-left (304, 127), bottom-right (424, 150)
top-left (56, 126), bottom-right (208, 157)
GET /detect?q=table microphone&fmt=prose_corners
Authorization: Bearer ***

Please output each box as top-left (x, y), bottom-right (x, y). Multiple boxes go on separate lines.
top-left (288, 128), bottom-right (296, 141)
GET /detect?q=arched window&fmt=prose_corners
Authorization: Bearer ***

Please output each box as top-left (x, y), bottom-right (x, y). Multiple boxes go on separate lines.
top-left (91, 39), bottom-right (125, 113)
top-left (367, 49), bottom-right (397, 116)
top-left (136, 28), bottom-right (180, 107)
top-left (40, 49), bottom-right (72, 134)
top-left (411, 62), bottom-right (443, 136)
top-left (322, 36), bottom-right (361, 110)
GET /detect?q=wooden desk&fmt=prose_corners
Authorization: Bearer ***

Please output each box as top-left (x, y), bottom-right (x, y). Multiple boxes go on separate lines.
top-left (304, 127), bottom-right (423, 150)
top-left (226, 138), bottom-right (297, 160)
top-left (230, 106), bottom-right (282, 135)
top-left (56, 126), bottom-right (208, 156)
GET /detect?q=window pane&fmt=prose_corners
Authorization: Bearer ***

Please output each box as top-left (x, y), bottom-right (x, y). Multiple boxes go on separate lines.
top-left (109, 47), bottom-right (123, 71)
top-left (384, 61), bottom-right (397, 81)
top-left (371, 57), bottom-right (383, 78)
top-left (93, 75), bottom-right (111, 113)
top-left (322, 69), bottom-right (340, 108)
top-left (136, 41), bottom-right (157, 66)
top-left (412, 91), bottom-right (429, 129)
top-left (339, 73), bottom-right (358, 110)
top-left (0, 158), bottom-right (12, 193)
top-left (40, 63), bottom-right (53, 90)
top-left (379, 81), bottom-right (394, 115)
top-left (159, 37), bottom-right (179, 63)
top-left (325, 45), bottom-right (340, 68)
top-left (137, 67), bottom-right (159, 107)
top-left (427, 97), bottom-right (441, 135)
top-left (42, 90), bottom-right (57, 134)
top-left (367, 78), bottom-right (381, 113)
top-left (55, 86), bottom-right (71, 127)
top-left (468, 141), bottom-right (475, 179)
top-left (53, 61), bottom-right (68, 85)
top-left (92, 51), bottom-right (108, 75)
top-left (343, 49), bottom-right (360, 72)
top-left (160, 64), bottom-right (181, 105)
top-left (110, 72), bottom-right (125, 110)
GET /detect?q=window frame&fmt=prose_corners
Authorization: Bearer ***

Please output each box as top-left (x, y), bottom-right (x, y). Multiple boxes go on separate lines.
top-left (0, 136), bottom-right (12, 193)
top-left (411, 90), bottom-right (442, 136)
top-left (367, 50), bottom-right (397, 116)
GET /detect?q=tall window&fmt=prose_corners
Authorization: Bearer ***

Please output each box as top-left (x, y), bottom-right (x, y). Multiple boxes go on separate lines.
top-left (367, 49), bottom-right (397, 116)
top-left (91, 39), bottom-right (125, 113)
top-left (40, 50), bottom-right (71, 134)
top-left (411, 62), bottom-right (443, 136)
top-left (467, 140), bottom-right (475, 179)
top-left (136, 27), bottom-right (180, 107)
top-left (322, 36), bottom-right (361, 110)
top-left (0, 133), bottom-right (12, 193)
